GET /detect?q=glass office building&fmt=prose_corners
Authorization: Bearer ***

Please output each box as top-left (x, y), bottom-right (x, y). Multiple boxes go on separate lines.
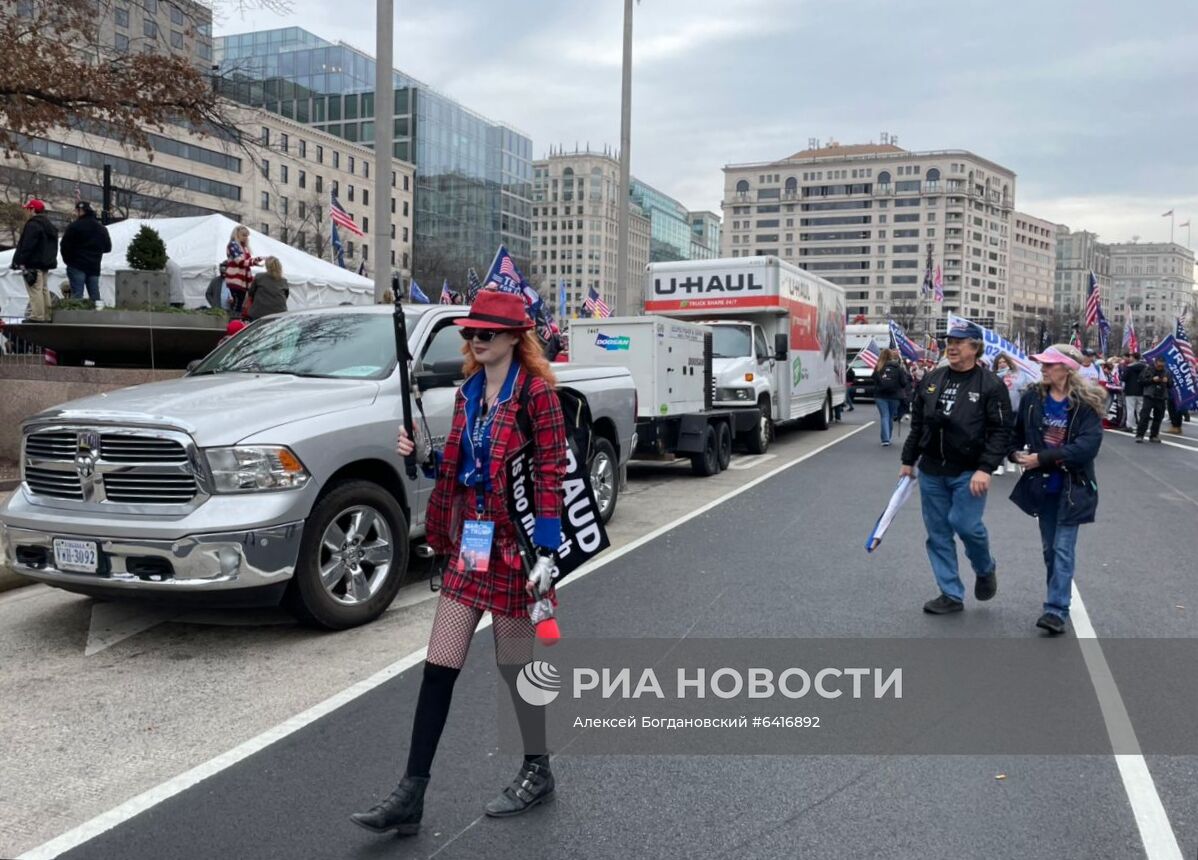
top-left (629, 178), bottom-right (693, 262)
top-left (217, 27), bottom-right (532, 271)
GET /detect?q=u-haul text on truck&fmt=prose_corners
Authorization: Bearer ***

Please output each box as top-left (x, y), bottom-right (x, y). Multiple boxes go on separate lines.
top-left (645, 256), bottom-right (847, 433)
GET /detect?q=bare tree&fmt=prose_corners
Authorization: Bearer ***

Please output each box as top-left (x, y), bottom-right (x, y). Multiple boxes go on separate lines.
top-left (412, 240), bottom-right (478, 295)
top-left (886, 301), bottom-right (921, 334)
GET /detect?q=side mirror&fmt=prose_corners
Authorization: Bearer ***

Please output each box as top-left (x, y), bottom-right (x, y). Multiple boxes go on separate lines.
top-left (774, 333), bottom-right (789, 362)
top-left (186, 359), bottom-right (201, 373)
top-left (413, 358), bottom-right (465, 390)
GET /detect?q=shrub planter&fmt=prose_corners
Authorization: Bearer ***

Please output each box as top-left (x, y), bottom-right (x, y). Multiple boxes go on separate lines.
top-left (50, 309), bottom-right (227, 329)
top-left (115, 270), bottom-right (171, 309)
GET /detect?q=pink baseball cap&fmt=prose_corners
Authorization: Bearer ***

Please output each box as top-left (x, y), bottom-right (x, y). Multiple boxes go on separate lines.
top-left (1030, 345), bottom-right (1080, 371)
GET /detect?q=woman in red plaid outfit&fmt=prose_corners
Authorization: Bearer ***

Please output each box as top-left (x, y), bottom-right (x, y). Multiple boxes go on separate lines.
top-left (352, 290), bottom-right (567, 837)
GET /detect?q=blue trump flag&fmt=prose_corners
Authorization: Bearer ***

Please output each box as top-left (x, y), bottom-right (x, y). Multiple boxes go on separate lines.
top-left (482, 244), bottom-right (541, 312)
top-left (887, 320), bottom-right (923, 362)
top-left (409, 279), bottom-right (430, 304)
top-left (331, 222), bottom-right (345, 269)
top-left (1144, 335), bottom-right (1198, 411)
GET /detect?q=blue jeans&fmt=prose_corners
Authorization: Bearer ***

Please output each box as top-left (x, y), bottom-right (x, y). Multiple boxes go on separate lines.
top-left (918, 471), bottom-right (995, 603)
top-left (876, 398), bottom-right (901, 443)
top-left (1037, 493), bottom-right (1078, 620)
top-left (66, 266), bottom-right (100, 302)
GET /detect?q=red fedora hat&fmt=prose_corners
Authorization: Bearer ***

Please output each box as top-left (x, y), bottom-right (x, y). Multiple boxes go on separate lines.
top-left (453, 289), bottom-right (534, 330)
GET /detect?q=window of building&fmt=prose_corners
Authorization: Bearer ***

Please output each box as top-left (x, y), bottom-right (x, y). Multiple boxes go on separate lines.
top-left (115, 7), bottom-right (129, 27)
top-left (280, 196), bottom-right (288, 217)
top-left (333, 151), bottom-right (340, 169)
top-left (115, 33), bottom-right (129, 51)
top-left (260, 191), bottom-right (270, 210)
top-left (261, 159), bottom-right (269, 179)
top-left (298, 139), bottom-right (306, 159)
top-left (362, 217), bottom-right (368, 233)
top-left (403, 201), bottom-right (409, 217)
top-left (279, 133), bottom-right (288, 153)
top-left (298, 170), bottom-right (306, 189)
top-left (332, 180), bottom-right (339, 196)
top-left (261, 127), bottom-right (270, 147)
top-left (316, 145), bottom-right (324, 164)
top-left (280, 165), bottom-right (288, 184)
top-left (170, 30), bottom-right (183, 49)
top-left (143, 18), bottom-right (157, 38)
top-left (315, 175), bottom-right (323, 193)
top-left (362, 189), bottom-right (369, 206)
top-left (347, 184), bottom-right (354, 202)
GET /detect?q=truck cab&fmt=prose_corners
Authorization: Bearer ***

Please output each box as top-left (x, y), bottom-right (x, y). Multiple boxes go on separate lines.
top-left (708, 321), bottom-right (780, 410)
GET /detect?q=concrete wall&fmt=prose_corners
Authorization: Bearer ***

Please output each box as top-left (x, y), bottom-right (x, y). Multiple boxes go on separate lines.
top-left (0, 362), bottom-right (184, 462)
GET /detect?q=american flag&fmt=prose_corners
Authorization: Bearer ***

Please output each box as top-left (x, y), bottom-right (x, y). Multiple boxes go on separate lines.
top-left (933, 265), bottom-right (944, 302)
top-left (1083, 271), bottom-right (1101, 328)
top-left (440, 279), bottom-right (454, 304)
top-left (583, 286), bottom-right (611, 318)
top-left (330, 193), bottom-right (363, 237)
top-left (1177, 316), bottom-right (1196, 373)
top-left (856, 338), bottom-right (882, 369)
top-left (466, 268), bottom-right (483, 303)
top-left (925, 335), bottom-right (940, 361)
top-left (1122, 305), bottom-right (1139, 354)
top-left (1070, 323), bottom-right (1084, 350)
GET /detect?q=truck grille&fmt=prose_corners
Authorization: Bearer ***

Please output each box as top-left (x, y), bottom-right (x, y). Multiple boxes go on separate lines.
top-left (23, 427), bottom-right (201, 507)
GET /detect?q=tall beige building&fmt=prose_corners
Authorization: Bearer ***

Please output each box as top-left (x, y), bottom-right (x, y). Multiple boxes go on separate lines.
top-left (1010, 212), bottom-right (1057, 339)
top-left (95, 0), bottom-right (214, 66)
top-left (1053, 227), bottom-right (1110, 327)
top-left (0, 105), bottom-right (415, 281)
top-left (1108, 242), bottom-right (1196, 341)
top-left (530, 149), bottom-right (650, 317)
top-left (721, 140), bottom-right (1016, 331)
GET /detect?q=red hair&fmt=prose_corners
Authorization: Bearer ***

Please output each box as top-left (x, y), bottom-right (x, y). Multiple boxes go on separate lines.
top-left (461, 330), bottom-right (557, 387)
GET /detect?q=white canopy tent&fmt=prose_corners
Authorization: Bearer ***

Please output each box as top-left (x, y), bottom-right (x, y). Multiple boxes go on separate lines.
top-left (0, 214), bottom-right (374, 316)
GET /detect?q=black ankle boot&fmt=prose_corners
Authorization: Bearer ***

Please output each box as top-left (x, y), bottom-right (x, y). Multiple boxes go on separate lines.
top-left (350, 776), bottom-right (429, 835)
top-left (484, 756), bottom-right (555, 818)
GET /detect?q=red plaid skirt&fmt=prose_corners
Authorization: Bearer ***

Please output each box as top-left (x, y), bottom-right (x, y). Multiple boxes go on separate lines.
top-left (438, 490), bottom-right (555, 618)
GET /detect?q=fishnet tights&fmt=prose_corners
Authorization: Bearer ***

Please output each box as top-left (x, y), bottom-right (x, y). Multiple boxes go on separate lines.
top-left (425, 594), bottom-right (535, 670)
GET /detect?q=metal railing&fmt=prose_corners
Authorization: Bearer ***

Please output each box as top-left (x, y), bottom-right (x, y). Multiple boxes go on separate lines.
top-left (0, 316), bottom-right (47, 365)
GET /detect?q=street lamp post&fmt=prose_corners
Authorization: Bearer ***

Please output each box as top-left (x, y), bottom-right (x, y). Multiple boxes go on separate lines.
top-left (615, 0), bottom-right (634, 316)
top-left (373, 0), bottom-right (394, 303)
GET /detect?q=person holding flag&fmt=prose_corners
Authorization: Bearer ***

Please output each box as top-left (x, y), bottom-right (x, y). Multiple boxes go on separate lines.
top-left (900, 319), bottom-right (1007, 615)
top-left (1007, 344), bottom-right (1105, 635)
top-left (354, 291), bottom-right (568, 836)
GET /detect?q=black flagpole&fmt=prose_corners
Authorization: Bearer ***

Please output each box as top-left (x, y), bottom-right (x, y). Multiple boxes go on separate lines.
top-left (392, 274), bottom-right (418, 480)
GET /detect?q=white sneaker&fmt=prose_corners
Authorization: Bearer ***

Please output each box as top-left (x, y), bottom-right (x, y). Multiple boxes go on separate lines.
top-left (992, 464), bottom-right (1005, 475)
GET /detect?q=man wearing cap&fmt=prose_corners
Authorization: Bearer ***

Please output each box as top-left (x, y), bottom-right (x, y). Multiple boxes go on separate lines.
top-left (10, 199), bottom-right (59, 322)
top-left (900, 320), bottom-right (1009, 614)
top-left (1135, 356), bottom-right (1172, 443)
top-left (1078, 349), bottom-right (1104, 385)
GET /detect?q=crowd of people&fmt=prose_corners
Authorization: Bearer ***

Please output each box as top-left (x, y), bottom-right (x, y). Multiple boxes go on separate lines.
top-left (858, 319), bottom-right (1192, 637)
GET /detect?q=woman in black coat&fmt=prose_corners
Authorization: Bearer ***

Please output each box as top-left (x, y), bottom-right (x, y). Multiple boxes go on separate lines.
top-left (1008, 344), bottom-right (1105, 635)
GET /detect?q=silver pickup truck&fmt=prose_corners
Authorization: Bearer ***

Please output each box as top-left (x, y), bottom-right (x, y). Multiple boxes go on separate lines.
top-left (0, 305), bottom-right (636, 629)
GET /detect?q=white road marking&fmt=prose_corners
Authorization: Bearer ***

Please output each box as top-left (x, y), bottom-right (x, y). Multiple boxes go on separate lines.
top-left (1070, 585), bottom-right (1183, 860)
top-left (19, 424), bottom-right (872, 860)
top-left (1104, 428), bottom-right (1198, 453)
top-left (727, 453), bottom-right (778, 471)
top-left (84, 602), bottom-right (182, 657)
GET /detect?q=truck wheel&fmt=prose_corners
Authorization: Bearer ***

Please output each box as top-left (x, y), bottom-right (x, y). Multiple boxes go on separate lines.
top-left (285, 480), bottom-right (408, 630)
top-left (808, 393), bottom-right (832, 431)
top-left (715, 421), bottom-right (732, 471)
top-left (743, 402), bottom-right (771, 455)
top-left (588, 437), bottom-right (619, 524)
top-left (690, 425), bottom-right (719, 477)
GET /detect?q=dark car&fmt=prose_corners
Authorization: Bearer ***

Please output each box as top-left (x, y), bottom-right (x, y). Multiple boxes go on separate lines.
top-left (848, 355), bottom-right (877, 402)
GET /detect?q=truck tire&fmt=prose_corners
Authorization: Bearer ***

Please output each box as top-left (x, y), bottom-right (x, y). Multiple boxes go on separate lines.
top-left (807, 393), bottom-right (832, 431)
top-left (690, 425), bottom-right (719, 477)
top-left (588, 437), bottom-right (619, 524)
top-left (715, 421), bottom-right (732, 471)
top-left (285, 480), bottom-right (409, 630)
top-left (742, 402), bottom-right (771, 455)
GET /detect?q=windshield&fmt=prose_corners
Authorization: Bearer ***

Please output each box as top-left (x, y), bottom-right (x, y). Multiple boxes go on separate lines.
top-left (711, 326), bottom-right (753, 359)
top-left (191, 313), bottom-right (407, 380)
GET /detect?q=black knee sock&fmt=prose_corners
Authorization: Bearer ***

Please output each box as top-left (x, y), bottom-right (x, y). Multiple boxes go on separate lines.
top-left (404, 662), bottom-right (461, 779)
top-left (498, 665), bottom-right (548, 762)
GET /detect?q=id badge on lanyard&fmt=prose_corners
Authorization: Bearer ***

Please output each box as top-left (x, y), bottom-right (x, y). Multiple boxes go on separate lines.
top-left (460, 401), bottom-right (496, 573)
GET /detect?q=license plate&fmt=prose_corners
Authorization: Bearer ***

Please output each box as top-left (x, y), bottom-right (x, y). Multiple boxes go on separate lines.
top-left (855, 387), bottom-right (868, 395)
top-left (53, 539), bottom-right (99, 574)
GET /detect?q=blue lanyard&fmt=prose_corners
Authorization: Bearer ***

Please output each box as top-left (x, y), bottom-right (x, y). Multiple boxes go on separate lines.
top-left (469, 398), bottom-right (498, 515)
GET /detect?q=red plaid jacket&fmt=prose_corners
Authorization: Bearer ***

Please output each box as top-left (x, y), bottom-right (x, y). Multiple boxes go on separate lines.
top-left (425, 366), bottom-right (567, 584)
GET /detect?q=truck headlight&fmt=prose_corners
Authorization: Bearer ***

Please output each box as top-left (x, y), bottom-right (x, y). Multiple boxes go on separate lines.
top-left (715, 387), bottom-right (754, 402)
top-left (205, 446), bottom-right (310, 493)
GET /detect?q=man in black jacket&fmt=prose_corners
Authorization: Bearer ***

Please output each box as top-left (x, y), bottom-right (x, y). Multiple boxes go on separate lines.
top-left (10, 199), bottom-right (58, 321)
top-left (1135, 357), bottom-right (1171, 443)
top-left (900, 320), bottom-right (1009, 614)
top-left (1121, 352), bottom-right (1145, 430)
top-left (60, 201), bottom-right (112, 303)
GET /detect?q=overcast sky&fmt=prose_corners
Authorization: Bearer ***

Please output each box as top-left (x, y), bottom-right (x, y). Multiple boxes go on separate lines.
top-left (218, 0), bottom-right (1198, 247)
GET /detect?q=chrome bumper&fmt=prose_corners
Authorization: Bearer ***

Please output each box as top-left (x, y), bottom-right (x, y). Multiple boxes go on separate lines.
top-left (0, 521), bottom-right (305, 592)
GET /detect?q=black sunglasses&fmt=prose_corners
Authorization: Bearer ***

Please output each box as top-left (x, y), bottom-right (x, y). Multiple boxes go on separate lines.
top-left (459, 328), bottom-right (511, 342)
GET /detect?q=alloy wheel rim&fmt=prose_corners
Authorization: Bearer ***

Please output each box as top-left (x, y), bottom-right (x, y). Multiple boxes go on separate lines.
top-left (318, 505), bottom-right (393, 606)
top-left (590, 452), bottom-right (614, 514)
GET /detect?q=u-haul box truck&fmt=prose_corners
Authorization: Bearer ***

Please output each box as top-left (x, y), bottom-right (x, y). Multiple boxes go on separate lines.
top-left (570, 316), bottom-right (764, 476)
top-left (644, 256), bottom-right (847, 449)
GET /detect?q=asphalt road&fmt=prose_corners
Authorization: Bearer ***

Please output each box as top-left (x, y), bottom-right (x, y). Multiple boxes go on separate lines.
top-left (20, 415), bottom-right (1198, 859)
